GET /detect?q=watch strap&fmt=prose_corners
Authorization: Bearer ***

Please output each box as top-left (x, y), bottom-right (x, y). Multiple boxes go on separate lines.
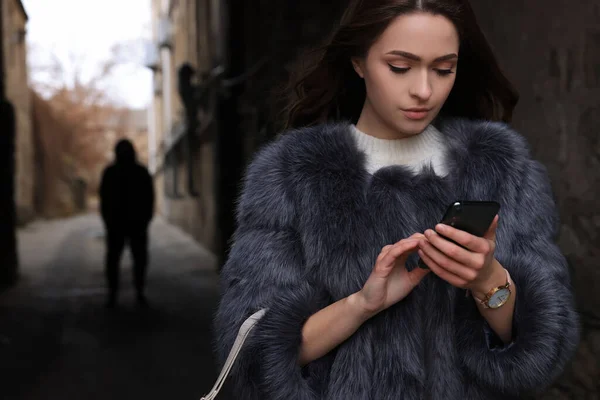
top-left (471, 268), bottom-right (512, 308)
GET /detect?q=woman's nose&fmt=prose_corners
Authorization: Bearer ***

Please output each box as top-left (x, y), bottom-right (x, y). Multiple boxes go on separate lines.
top-left (408, 72), bottom-right (433, 101)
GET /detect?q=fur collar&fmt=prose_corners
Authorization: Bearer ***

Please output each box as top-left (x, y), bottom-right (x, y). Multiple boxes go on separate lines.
top-left (270, 118), bottom-right (531, 297)
top-left (281, 118), bottom-right (531, 196)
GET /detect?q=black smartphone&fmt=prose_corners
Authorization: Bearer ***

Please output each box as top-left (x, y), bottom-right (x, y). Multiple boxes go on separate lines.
top-left (417, 200), bottom-right (501, 269)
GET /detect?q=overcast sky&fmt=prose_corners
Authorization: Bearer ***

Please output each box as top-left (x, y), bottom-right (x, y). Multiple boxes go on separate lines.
top-left (23, 0), bottom-right (153, 109)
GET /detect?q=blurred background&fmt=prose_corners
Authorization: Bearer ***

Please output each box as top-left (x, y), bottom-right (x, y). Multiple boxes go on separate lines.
top-left (0, 0), bottom-right (598, 399)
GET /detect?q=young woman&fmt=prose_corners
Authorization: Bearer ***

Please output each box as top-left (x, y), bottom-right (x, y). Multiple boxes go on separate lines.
top-left (213, 0), bottom-right (580, 398)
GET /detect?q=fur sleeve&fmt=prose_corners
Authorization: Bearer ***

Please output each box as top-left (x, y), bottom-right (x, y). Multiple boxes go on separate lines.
top-left (455, 159), bottom-right (580, 397)
top-left (212, 137), bottom-right (333, 400)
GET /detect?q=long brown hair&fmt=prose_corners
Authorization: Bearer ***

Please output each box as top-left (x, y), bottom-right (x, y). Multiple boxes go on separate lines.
top-left (279, 0), bottom-right (519, 131)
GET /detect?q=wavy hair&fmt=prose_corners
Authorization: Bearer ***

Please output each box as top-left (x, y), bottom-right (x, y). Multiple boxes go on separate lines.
top-left (279, 0), bottom-right (519, 130)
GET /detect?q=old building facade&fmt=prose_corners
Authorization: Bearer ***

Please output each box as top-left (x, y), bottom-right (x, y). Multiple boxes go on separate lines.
top-left (147, 0), bottom-right (349, 263)
top-left (147, 0), bottom-right (220, 254)
top-left (1, 0), bottom-right (30, 287)
top-left (2, 0), bottom-right (32, 225)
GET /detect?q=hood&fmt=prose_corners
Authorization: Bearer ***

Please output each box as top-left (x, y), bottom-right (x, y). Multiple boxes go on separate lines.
top-left (115, 139), bottom-right (136, 165)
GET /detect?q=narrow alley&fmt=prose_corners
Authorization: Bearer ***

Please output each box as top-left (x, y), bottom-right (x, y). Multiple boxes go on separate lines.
top-left (0, 0), bottom-right (598, 399)
top-left (0, 214), bottom-right (223, 400)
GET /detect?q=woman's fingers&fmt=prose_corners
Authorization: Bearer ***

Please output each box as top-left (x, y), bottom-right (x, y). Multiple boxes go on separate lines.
top-left (418, 248), bottom-right (468, 288)
top-left (419, 238), bottom-right (476, 282)
top-left (406, 264), bottom-right (430, 287)
top-left (377, 244), bottom-right (394, 262)
top-left (424, 229), bottom-right (482, 269)
top-left (378, 234), bottom-right (422, 263)
top-left (483, 215), bottom-right (499, 242)
top-left (419, 238), bottom-right (476, 284)
top-left (375, 234), bottom-right (429, 276)
top-left (434, 223), bottom-right (492, 254)
top-left (379, 239), bottom-right (420, 269)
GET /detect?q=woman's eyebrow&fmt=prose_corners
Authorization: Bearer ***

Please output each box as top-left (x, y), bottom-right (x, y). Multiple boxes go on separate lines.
top-left (386, 50), bottom-right (458, 62)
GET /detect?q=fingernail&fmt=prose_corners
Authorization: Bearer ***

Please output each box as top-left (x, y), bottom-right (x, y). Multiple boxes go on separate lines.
top-left (425, 229), bottom-right (433, 237)
top-left (436, 224), bottom-right (447, 232)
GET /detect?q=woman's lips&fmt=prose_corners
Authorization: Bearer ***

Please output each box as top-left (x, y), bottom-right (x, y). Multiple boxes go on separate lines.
top-left (403, 109), bottom-right (430, 120)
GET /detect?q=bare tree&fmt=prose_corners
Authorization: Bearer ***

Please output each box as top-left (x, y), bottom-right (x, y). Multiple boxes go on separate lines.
top-left (28, 43), bottom-right (140, 203)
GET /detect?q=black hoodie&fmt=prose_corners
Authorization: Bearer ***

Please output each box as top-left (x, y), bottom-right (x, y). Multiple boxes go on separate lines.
top-left (99, 139), bottom-right (154, 230)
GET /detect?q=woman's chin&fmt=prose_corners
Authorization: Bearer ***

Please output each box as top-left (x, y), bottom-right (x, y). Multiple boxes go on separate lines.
top-left (396, 118), bottom-right (432, 136)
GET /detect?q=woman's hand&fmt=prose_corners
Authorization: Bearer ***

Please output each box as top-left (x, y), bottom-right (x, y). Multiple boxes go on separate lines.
top-left (356, 233), bottom-right (430, 317)
top-left (417, 215), bottom-right (505, 294)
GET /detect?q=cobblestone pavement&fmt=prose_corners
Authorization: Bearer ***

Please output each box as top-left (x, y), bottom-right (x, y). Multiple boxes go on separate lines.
top-left (0, 214), bottom-right (225, 400)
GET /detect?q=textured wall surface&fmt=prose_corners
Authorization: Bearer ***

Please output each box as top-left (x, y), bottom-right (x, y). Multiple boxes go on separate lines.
top-left (469, 1), bottom-right (599, 398)
top-left (3, 0), bottom-right (33, 225)
top-left (149, 0), bottom-right (218, 254)
top-left (162, 141), bottom-right (217, 253)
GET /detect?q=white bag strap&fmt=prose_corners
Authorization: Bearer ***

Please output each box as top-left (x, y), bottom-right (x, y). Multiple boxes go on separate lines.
top-left (200, 308), bottom-right (267, 400)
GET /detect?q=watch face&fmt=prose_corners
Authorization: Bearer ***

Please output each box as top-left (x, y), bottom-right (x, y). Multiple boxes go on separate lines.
top-left (488, 288), bottom-right (511, 308)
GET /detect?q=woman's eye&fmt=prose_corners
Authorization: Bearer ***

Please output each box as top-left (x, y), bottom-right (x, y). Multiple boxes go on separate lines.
top-left (435, 69), bottom-right (455, 76)
top-left (388, 65), bottom-right (410, 74)
top-left (388, 64), bottom-right (455, 76)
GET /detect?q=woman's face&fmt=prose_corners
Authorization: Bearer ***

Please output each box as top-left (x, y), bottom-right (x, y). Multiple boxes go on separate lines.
top-left (352, 12), bottom-right (459, 138)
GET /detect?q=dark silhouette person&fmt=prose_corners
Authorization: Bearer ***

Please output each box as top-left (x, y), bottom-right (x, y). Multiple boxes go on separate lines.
top-left (99, 139), bottom-right (155, 308)
top-left (178, 63), bottom-right (197, 112)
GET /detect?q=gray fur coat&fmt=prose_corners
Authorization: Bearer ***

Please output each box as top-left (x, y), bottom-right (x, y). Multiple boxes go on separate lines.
top-left (213, 119), bottom-right (580, 399)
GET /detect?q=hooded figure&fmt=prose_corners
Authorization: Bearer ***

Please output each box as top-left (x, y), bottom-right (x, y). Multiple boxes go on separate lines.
top-left (99, 139), bottom-right (155, 307)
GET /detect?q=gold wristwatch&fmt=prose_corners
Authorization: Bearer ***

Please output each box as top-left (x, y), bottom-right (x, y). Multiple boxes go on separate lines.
top-left (472, 268), bottom-right (512, 309)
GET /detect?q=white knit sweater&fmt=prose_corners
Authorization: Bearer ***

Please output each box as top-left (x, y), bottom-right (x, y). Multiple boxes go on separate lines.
top-left (350, 124), bottom-right (448, 177)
